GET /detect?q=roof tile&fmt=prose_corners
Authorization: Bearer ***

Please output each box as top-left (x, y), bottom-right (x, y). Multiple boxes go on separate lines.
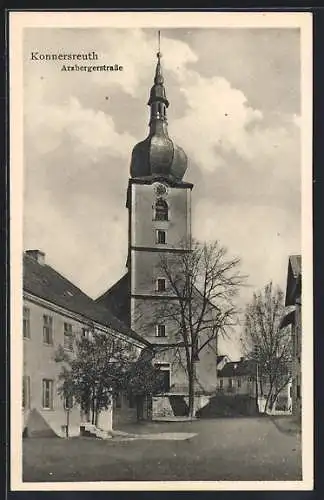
top-left (23, 253), bottom-right (150, 346)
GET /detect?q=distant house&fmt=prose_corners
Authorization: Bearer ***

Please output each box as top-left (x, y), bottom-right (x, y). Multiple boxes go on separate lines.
top-left (216, 355), bottom-right (231, 371)
top-left (280, 254), bottom-right (302, 419)
top-left (217, 358), bottom-right (256, 396)
top-left (23, 250), bottom-right (151, 437)
top-left (217, 357), bottom-right (292, 414)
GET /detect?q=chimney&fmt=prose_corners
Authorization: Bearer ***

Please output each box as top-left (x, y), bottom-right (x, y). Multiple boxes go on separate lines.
top-left (25, 249), bottom-right (45, 265)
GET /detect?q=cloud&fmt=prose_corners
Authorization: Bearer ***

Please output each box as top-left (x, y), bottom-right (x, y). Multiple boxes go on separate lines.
top-left (171, 72), bottom-right (263, 171)
top-left (193, 201), bottom-right (300, 292)
top-left (22, 27), bottom-right (301, 311)
top-left (92, 29), bottom-right (198, 96)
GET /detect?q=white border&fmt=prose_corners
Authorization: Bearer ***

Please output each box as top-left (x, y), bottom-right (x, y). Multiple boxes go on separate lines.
top-left (9, 10), bottom-right (313, 491)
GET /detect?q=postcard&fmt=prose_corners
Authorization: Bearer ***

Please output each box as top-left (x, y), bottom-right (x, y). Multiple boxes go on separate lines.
top-left (9, 10), bottom-right (313, 491)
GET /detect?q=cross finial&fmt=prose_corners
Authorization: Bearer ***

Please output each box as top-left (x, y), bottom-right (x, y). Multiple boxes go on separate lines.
top-left (157, 30), bottom-right (162, 59)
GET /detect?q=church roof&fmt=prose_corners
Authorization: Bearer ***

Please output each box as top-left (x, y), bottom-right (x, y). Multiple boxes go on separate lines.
top-left (23, 253), bottom-right (150, 347)
top-left (95, 273), bottom-right (130, 326)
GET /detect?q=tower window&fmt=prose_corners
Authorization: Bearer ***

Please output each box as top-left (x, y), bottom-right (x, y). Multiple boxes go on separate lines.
top-left (156, 324), bottom-right (166, 337)
top-left (156, 229), bottom-right (166, 244)
top-left (156, 278), bottom-right (166, 292)
top-left (155, 198), bottom-right (168, 221)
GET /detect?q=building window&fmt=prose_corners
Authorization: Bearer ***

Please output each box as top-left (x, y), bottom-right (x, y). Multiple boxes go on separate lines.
top-left (237, 378), bottom-right (241, 388)
top-left (156, 229), bottom-right (166, 244)
top-left (22, 375), bottom-right (30, 409)
top-left (228, 378), bottom-right (233, 389)
top-left (64, 322), bottom-right (73, 350)
top-left (156, 324), bottom-right (166, 337)
top-left (43, 315), bottom-right (53, 345)
top-left (155, 198), bottom-right (168, 221)
top-left (155, 363), bottom-right (171, 393)
top-left (23, 307), bottom-right (30, 339)
top-left (156, 278), bottom-right (166, 292)
top-left (81, 328), bottom-right (91, 340)
top-left (42, 379), bottom-right (54, 409)
top-left (219, 379), bottom-right (223, 390)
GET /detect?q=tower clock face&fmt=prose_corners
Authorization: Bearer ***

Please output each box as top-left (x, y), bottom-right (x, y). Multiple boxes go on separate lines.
top-left (154, 182), bottom-right (168, 197)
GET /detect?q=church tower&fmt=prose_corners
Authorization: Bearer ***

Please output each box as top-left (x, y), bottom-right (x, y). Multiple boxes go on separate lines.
top-left (96, 38), bottom-right (218, 411)
top-left (126, 48), bottom-right (193, 362)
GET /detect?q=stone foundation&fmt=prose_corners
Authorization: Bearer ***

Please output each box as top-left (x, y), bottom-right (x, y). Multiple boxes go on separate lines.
top-left (152, 394), bottom-right (211, 418)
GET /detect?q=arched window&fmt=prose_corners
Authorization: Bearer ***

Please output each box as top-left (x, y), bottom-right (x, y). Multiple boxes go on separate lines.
top-left (155, 198), bottom-right (168, 221)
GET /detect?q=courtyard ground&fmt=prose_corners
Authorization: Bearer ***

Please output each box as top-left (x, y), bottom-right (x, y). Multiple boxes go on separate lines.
top-left (23, 416), bottom-right (302, 482)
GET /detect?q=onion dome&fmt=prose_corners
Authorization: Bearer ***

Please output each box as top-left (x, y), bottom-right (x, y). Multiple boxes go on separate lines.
top-left (130, 51), bottom-right (188, 183)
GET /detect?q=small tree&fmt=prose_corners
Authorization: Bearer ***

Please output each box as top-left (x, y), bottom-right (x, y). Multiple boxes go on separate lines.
top-left (141, 239), bottom-right (246, 417)
top-left (124, 348), bottom-right (166, 420)
top-left (55, 331), bottom-right (135, 426)
top-left (241, 282), bottom-right (293, 413)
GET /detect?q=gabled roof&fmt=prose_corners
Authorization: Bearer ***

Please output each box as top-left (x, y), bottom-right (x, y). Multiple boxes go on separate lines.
top-left (217, 355), bottom-right (225, 363)
top-left (290, 255), bottom-right (301, 279)
top-left (23, 253), bottom-right (150, 347)
top-left (218, 359), bottom-right (256, 378)
top-left (217, 355), bottom-right (228, 364)
top-left (285, 254), bottom-right (302, 306)
top-left (95, 272), bottom-right (130, 325)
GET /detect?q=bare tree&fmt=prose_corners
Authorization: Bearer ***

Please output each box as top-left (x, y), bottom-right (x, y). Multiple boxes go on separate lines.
top-left (141, 239), bottom-right (246, 417)
top-left (241, 282), bottom-right (293, 413)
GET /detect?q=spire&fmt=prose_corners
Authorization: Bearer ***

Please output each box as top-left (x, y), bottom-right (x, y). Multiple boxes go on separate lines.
top-left (148, 31), bottom-right (169, 134)
top-left (129, 32), bottom-right (188, 183)
top-left (154, 31), bottom-right (163, 85)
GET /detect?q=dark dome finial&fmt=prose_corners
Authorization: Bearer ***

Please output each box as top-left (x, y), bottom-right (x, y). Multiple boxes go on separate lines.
top-left (130, 36), bottom-right (188, 184)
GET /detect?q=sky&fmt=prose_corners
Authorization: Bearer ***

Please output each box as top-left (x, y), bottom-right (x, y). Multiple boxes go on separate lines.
top-left (23, 27), bottom-right (301, 358)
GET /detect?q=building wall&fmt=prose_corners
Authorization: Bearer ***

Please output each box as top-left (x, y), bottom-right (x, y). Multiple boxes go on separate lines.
top-left (217, 375), bottom-right (255, 396)
top-left (23, 296), bottom-right (142, 436)
top-left (217, 374), bottom-right (292, 413)
top-left (23, 298), bottom-right (86, 436)
top-left (292, 300), bottom-right (302, 418)
top-left (131, 182), bottom-right (191, 249)
top-left (128, 180), bottom-right (218, 405)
